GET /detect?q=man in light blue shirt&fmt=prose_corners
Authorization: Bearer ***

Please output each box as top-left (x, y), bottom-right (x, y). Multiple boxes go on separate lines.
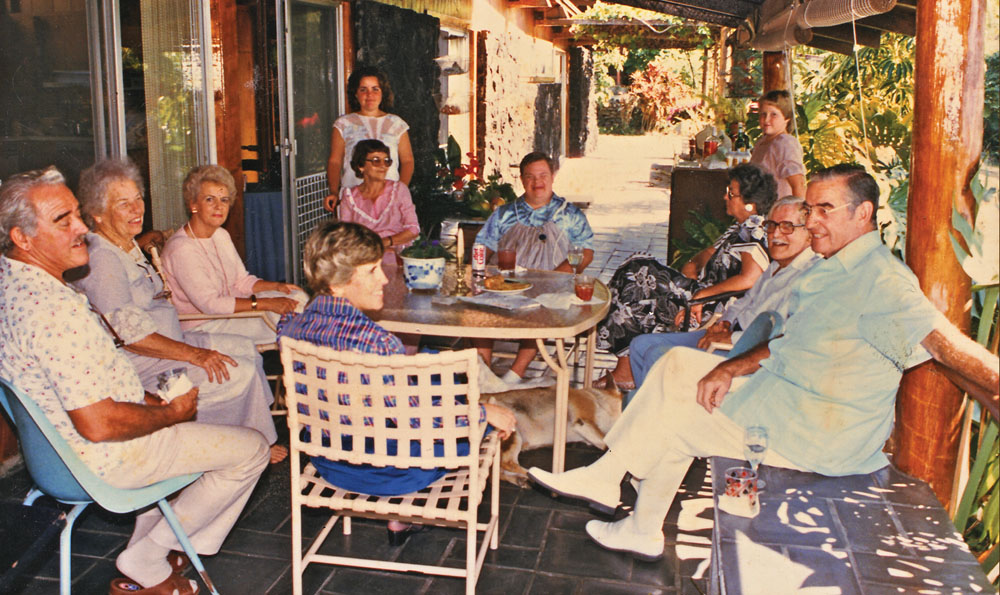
top-left (473, 153), bottom-right (595, 386)
top-left (527, 164), bottom-right (1000, 560)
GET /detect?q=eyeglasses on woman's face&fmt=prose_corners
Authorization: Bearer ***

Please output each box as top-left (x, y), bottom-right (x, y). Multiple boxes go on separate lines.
top-left (726, 186), bottom-right (741, 201)
top-left (365, 156), bottom-right (392, 167)
top-left (763, 220), bottom-right (807, 234)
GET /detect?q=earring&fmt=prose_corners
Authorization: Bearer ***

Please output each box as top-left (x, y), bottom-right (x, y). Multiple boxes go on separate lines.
top-left (191, 209), bottom-right (198, 213)
top-left (745, 204), bottom-right (754, 212)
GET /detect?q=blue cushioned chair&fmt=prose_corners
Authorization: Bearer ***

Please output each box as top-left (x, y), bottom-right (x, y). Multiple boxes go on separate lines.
top-left (0, 378), bottom-right (219, 595)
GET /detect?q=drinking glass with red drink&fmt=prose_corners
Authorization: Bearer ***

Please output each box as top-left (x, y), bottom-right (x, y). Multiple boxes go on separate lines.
top-left (498, 248), bottom-right (516, 273)
top-left (574, 274), bottom-right (595, 301)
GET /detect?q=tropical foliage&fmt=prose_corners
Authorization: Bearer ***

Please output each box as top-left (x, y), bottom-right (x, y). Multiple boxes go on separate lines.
top-left (950, 168), bottom-right (999, 584)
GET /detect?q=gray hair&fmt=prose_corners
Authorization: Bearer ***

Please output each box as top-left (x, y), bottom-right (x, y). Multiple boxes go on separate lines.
top-left (0, 166), bottom-right (66, 254)
top-left (303, 221), bottom-right (384, 295)
top-left (77, 158), bottom-right (145, 228)
top-left (182, 165), bottom-right (237, 214)
top-left (768, 195), bottom-right (805, 218)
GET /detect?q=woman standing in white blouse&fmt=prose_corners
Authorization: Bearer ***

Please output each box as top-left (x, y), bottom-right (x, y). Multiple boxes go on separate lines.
top-left (323, 65), bottom-right (415, 212)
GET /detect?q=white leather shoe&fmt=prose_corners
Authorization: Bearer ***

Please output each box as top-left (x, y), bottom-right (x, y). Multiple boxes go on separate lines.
top-left (501, 370), bottom-right (555, 388)
top-left (585, 518), bottom-right (665, 561)
top-left (527, 466), bottom-right (621, 514)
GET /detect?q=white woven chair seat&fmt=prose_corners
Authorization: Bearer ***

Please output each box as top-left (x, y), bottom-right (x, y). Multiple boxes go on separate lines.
top-left (297, 431), bottom-right (499, 522)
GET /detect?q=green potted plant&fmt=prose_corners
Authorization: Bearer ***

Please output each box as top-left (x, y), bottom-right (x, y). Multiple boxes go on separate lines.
top-left (399, 234), bottom-right (454, 290)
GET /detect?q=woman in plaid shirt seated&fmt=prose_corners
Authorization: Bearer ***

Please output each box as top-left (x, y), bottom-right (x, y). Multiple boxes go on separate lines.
top-left (278, 221), bottom-right (515, 545)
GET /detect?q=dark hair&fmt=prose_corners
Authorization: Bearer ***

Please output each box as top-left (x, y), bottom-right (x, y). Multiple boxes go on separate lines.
top-left (349, 139), bottom-right (392, 178)
top-left (303, 221), bottom-right (384, 294)
top-left (0, 166), bottom-right (66, 254)
top-left (729, 163), bottom-right (777, 216)
top-left (518, 152), bottom-right (557, 177)
top-left (810, 164), bottom-right (879, 223)
top-left (346, 65), bottom-right (394, 112)
top-left (78, 158), bottom-right (145, 228)
top-left (758, 89), bottom-right (795, 132)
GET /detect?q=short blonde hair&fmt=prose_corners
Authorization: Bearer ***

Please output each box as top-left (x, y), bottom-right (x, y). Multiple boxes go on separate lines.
top-left (758, 89), bottom-right (795, 132)
top-left (182, 165), bottom-right (237, 214)
top-left (303, 221), bottom-right (384, 294)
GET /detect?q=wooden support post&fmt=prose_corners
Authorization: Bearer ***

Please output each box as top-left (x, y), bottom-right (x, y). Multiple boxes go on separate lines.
top-left (211, 0), bottom-right (246, 258)
top-left (895, 0), bottom-right (984, 508)
top-left (762, 50), bottom-right (788, 94)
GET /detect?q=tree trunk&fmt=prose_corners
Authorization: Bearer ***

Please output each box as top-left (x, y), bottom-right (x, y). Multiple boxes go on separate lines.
top-left (896, 0), bottom-right (984, 508)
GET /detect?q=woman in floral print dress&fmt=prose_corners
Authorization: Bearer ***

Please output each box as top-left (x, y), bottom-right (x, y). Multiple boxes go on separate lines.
top-left (595, 163), bottom-right (777, 389)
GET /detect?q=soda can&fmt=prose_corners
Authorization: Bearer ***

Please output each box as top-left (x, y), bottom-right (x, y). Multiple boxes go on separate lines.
top-left (472, 243), bottom-right (487, 273)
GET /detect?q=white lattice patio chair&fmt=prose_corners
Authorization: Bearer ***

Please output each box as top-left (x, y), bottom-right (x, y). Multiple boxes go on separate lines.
top-left (280, 339), bottom-right (502, 595)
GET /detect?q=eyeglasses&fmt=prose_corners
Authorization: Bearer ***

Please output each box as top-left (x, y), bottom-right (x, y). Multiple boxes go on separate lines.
top-left (800, 202), bottom-right (852, 218)
top-left (726, 187), bottom-right (741, 200)
top-left (365, 157), bottom-right (393, 166)
top-left (521, 174), bottom-right (551, 183)
top-left (763, 220), bottom-right (807, 234)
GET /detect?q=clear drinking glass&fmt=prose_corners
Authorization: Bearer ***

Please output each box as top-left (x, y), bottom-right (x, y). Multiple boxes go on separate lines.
top-left (743, 425), bottom-right (769, 490)
top-left (567, 245), bottom-right (584, 274)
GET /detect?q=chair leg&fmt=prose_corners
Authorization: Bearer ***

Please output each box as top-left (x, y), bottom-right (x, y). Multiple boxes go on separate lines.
top-left (58, 503), bottom-right (88, 595)
top-left (157, 499), bottom-right (220, 595)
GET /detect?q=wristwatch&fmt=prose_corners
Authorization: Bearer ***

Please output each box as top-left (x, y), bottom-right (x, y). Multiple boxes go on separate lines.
top-left (250, 294), bottom-right (258, 310)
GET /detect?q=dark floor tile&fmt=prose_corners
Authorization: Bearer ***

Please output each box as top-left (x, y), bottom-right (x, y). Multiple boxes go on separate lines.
top-left (579, 579), bottom-right (675, 594)
top-left (527, 571), bottom-right (578, 595)
top-left (21, 551), bottom-right (98, 582)
top-left (3, 575), bottom-right (60, 595)
top-left (784, 546), bottom-right (861, 594)
top-left (67, 528), bottom-right (128, 558)
top-left (0, 465), bottom-right (33, 500)
top-left (73, 506), bottom-right (135, 536)
top-left (852, 552), bottom-right (992, 591)
top-left (537, 530), bottom-right (632, 580)
top-left (549, 509), bottom-right (598, 531)
top-left (265, 563), bottom-right (336, 595)
top-left (470, 542), bottom-right (539, 570)
top-left (831, 499), bottom-right (909, 556)
top-left (890, 502), bottom-right (977, 563)
top-left (426, 565), bottom-right (532, 595)
top-left (70, 557), bottom-right (126, 595)
top-left (313, 519), bottom-right (398, 562)
top-left (201, 550), bottom-right (290, 592)
top-left (872, 465), bottom-right (941, 507)
top-left (629, 542), bottom-right (679, 588)
top-left (715, 497), bottom-right (844, 549)
top-left (322, 567), bottom-right (428, 594)
top-left (713, 457), bottom-right (879, 502)
top-left (238, 489), bottom-right (293, 533)
top-left (502, 505), bottom-right (552, 547)
top-left (394, 528), bottom-right (456, 566)
top-left (220, 527), bottom-right (290, 560)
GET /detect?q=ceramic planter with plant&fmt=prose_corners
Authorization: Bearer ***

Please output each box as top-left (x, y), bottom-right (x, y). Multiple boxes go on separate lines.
top-left (399, 234), bottom-right (454, 290)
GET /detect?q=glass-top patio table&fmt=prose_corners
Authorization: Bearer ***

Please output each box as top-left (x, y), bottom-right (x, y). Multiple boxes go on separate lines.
top-left (371, 266), bottom-right (611, 473)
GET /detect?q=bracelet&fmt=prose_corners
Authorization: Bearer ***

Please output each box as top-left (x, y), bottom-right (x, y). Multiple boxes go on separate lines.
top-left (250, 294), bottom-right (258, 310)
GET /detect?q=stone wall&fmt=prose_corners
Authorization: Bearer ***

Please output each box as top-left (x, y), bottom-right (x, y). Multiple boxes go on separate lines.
top-left (568, 46), bottom-right (598, 157)
top-left (352, 0), bottom-right (441, 189)
top-left (534, 83), bottom-right (562, 161)
top-left (477, 31), bottom-right (563, 182)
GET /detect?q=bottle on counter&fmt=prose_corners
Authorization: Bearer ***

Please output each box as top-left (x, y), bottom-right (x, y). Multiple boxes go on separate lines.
top-left (732, 121), bottom-right (751, 152)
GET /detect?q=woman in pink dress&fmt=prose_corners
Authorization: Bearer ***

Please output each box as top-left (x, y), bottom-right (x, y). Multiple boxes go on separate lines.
top-left (160, 165), bottom-right (306, 345)
top-left (336, 139), bottom-right (420, 266)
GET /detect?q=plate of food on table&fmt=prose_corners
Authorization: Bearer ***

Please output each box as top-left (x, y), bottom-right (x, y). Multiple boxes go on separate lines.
top-left (483, 274), bottom-right (533, 294)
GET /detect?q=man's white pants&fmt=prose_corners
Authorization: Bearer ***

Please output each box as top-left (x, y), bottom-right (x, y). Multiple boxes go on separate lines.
top-left (106, 421), bottom-right (269, 555)
top-left (605, 347), bottom-right (800, 528)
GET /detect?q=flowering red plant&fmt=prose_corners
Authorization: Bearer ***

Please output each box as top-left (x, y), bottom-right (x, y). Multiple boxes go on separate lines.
top-left (449, 152), bottom-right (483, 191)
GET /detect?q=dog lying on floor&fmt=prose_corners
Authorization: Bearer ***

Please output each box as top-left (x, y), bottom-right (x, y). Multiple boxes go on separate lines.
top-left (486, 384), bottom-right (622, 486)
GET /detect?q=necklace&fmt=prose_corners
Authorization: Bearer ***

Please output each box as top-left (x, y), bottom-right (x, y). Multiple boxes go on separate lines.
top-left (185, 222), bottom-right (231, 295)
top-left (96, 230), bottom-right (133, 253)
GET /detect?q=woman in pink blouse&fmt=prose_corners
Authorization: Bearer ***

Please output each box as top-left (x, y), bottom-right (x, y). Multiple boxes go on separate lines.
top-left (336, 139), bottom-right (420, 266)
top-left (161, 165), bottom-right (306, 344)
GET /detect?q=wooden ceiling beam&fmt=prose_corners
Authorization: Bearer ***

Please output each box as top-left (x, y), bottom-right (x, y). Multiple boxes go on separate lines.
top-left (812, 23), bottom-right (883, 48)
top-left (509, 0), bottom-right (552, 7)
top-left (805, 35), bottom-right (855, 55)
top-left (856, 6), bottom-right (917, 37)
top-left (538, 17), bottom-right (680, 26)
top-left (599, 0), bottom-right (742, 28)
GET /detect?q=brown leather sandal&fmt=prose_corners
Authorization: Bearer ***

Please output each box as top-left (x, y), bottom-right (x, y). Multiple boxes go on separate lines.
top-left (109, 569), bottom-right (199, 595)
top-left (167, 551), bottom-right (190, 573)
